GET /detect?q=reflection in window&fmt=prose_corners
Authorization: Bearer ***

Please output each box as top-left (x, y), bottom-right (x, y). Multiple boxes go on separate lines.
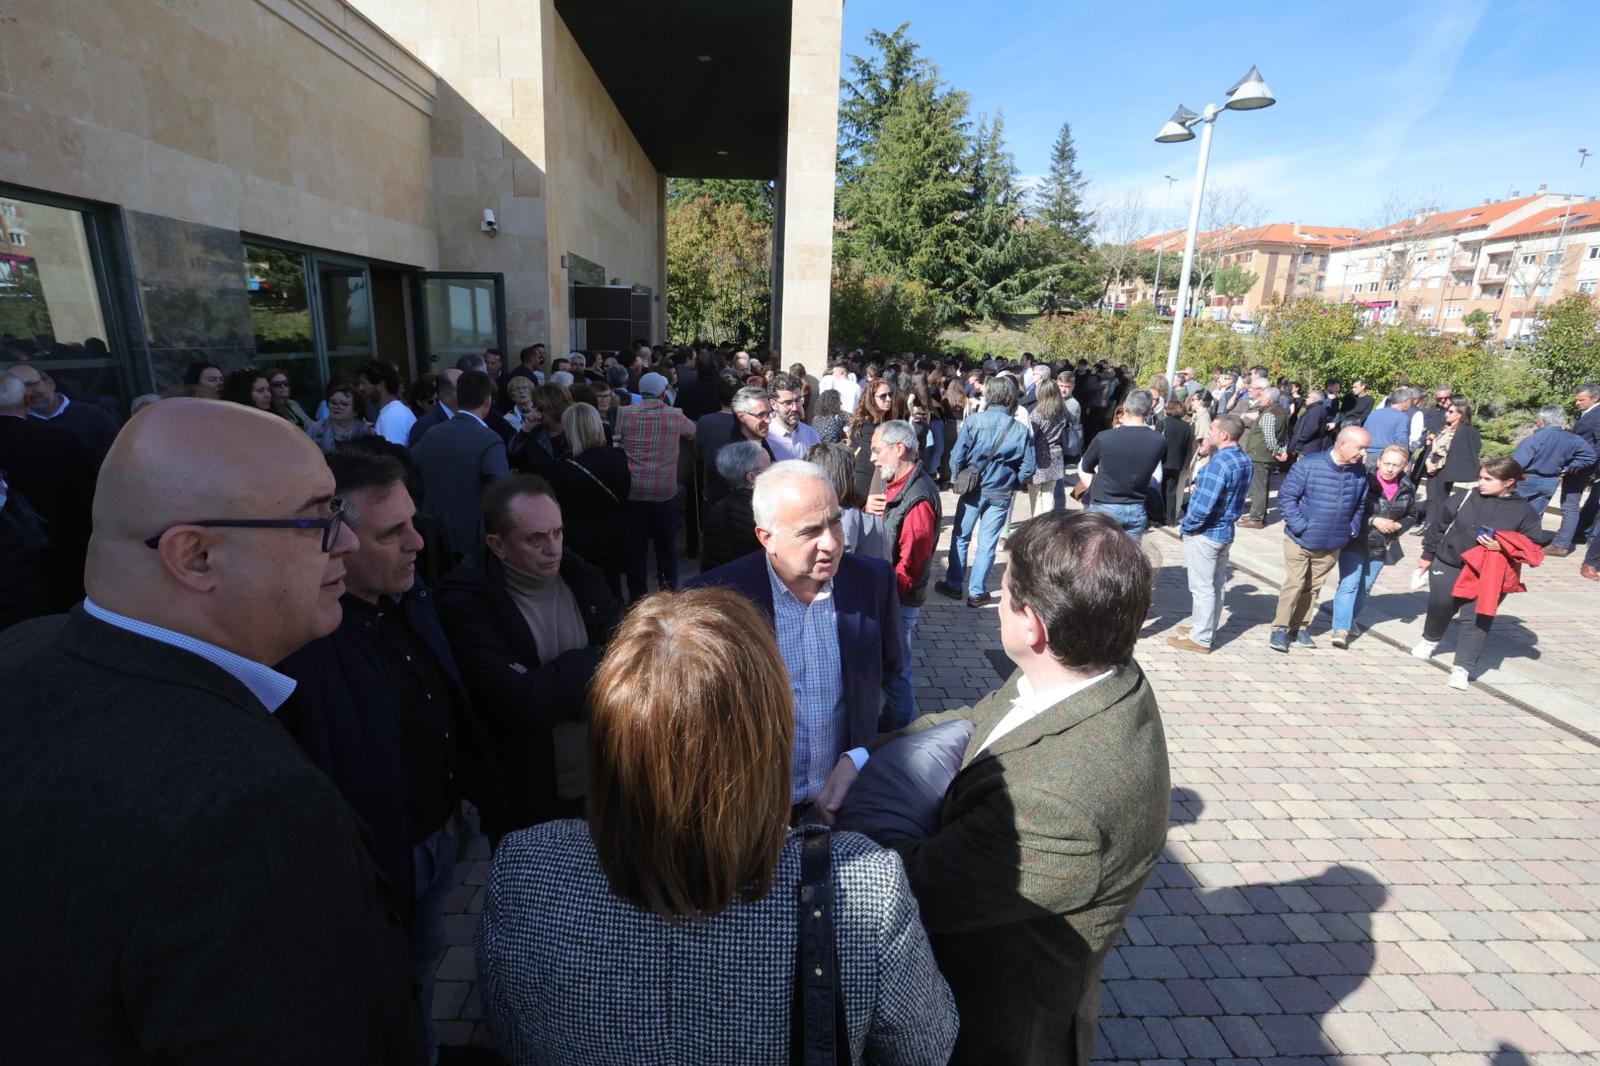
top-left (0, 193), bottom-right (122, 415)
top-left (244, 242), bottom-right (319, 409)
top-left (421, 276), bottom-right (498, 363)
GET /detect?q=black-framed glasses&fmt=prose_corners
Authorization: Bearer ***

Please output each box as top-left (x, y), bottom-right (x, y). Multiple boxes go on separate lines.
top-left (143, 498), bottom-right (350, 552)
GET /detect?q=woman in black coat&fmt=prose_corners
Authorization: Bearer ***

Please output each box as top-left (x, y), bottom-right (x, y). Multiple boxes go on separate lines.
top-left (1328, 444), bottom-right (1418, 646)
top-left (1159, 400), bottom-right (1193, 526)
top-left (1418, 400), bottom-right (1482, 536)
top-left (546, 403), bottom-right (630, 599)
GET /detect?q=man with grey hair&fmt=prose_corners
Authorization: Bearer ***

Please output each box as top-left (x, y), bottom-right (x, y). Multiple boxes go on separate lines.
top-left (766, 371), bottom-right (821, 461)
top-left (698, 441), bottom-right (771, 570)
top-left (690, 459), bottom-right (902, 810)
top-left (938, 375), bottom-right (1035, 606)
top-left (1558, 383), bottom-right (1600, 571)
top-left (701, 386), bottom-right (775, 504)
top-left (1238, 385), bottom-right (1288, 528)
top-left (1078, 388), bottom-right (1165, 541)
top-left (866, 419), bottom-right (942, 726)
top-left (1361, 388), bottom-right (1414, 466)
top-left (1514, 404), bottom-right (1595, 522)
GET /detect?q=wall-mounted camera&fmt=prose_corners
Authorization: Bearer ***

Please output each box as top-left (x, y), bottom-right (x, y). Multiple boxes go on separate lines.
top-left (481, 208), bottom-right (498, 237)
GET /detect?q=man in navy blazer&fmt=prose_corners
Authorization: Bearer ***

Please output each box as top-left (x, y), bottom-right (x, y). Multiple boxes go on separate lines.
top-left (689, 459), bottom-right (902, 807)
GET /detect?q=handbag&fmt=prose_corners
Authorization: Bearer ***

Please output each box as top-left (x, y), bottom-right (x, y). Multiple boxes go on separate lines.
top-left (790, 827), bottom-right (850, 1066)
top-left (951, 420), bottom-right (1019, 498)
top-left (562, 456), bottom-right (619, 504)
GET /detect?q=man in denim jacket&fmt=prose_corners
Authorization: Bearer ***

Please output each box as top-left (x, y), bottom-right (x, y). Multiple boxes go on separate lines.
top-left (937, 376), bottom-right (1035, 607)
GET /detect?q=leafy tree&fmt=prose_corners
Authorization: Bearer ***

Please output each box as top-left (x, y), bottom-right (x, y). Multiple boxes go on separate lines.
top-left (0, 259), bottom-right (53, 340)
top-left (829, 261), bottom-right (942, 351)
top-left (1211, 264), bottom-right (1259, 311)
top-left (1527, 292), bottom-right (1600, 395)
top-left (1463, 308), bottom-right (1493, 344)
top-left (666, 196), bottom-right (771, 346)
top-left (1032, 121), bottom-right (1091, 244)
top-left (666, 179), bottom-right (774, 225)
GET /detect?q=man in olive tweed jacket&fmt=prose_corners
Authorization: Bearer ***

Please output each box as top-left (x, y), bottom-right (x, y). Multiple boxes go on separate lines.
top-left (822, 510), bottom-right (1170, 1066)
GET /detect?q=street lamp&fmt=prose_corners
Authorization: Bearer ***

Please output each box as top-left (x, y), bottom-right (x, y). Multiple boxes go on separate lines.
top-left (1155, 65), bottom-right (1276, 385)
top-left (1152, 175), bottom-right (1178, 312)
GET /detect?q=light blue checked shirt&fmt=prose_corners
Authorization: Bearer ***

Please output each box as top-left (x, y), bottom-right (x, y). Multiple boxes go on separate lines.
top-left (764, 557), bottom-right (845, 804)
top-left (82, 598), bottom-right (297, 713)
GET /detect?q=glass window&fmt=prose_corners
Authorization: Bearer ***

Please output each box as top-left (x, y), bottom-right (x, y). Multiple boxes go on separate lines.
top-left (420, 277), bottom-right (499, 364)
top-left (319, 264), bottom-right (374, 391)
top-left (1445, 306), bottom-right (1462, 319)
top-left (1537, 280), bottom-right (1553, 296)
top-left (243, 242), bottom-right (319, 411)
top-left (1579, 280), bottom-right (1597, 294)
top-left (0, 191), bottom-right (124, 416)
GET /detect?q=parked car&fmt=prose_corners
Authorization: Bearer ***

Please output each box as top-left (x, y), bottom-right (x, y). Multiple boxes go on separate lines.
top-left (1230, 319), bottom-right (1261, 334)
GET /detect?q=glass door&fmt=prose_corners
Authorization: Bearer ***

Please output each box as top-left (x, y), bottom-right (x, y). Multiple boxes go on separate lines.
top-left (414, 273), bottom-right (506, 374)
top-left (243, 241), bottom-right (318, 413)
top-left (315, 256), bottom-right (375, 392)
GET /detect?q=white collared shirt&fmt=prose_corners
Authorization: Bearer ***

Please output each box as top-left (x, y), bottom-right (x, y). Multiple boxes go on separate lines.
top-left (82, 598), bottom-right (297, 712)
top-left (30, 394), bottom-right (70, 420)
top-left (975, 669), bottom-right (1113, 755)
top-left (458, 409), bottom-right (488, 430)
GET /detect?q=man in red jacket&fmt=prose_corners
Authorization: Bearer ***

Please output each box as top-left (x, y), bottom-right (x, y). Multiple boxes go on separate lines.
top-left (869, 419), bottom-right (942, 728)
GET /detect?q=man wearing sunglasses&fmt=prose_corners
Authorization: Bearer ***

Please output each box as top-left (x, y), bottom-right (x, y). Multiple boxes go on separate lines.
top-left (0, 398), bottom-right (427, 1064)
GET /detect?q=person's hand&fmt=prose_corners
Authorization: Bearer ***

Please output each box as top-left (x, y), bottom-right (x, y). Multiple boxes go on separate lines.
top-left (1477, 534), bottom-right (1502, 551)
top-left (815, 756), bottom-right (859, 825)
top-left (1275, 450), bottom-right (1288, 463)
top-left (1374, 517), bottom-right (1400, 535)
top-left (1417, 557), bottom-right (1432, 571)
top-left (864, 493), bottom-right (887, 517)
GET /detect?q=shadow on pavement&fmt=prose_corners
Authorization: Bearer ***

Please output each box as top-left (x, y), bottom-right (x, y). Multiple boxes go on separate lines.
top-left (1095, 786), bottom-right (1400, 1060)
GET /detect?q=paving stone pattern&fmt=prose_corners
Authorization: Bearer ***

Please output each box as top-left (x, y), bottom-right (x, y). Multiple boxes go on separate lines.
top-left (435, 489), bottom-right (1600, 1063)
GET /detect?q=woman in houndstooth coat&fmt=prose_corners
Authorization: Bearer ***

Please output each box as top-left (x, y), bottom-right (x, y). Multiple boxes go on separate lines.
top-left (475, 588), bottom-right (956, 1065)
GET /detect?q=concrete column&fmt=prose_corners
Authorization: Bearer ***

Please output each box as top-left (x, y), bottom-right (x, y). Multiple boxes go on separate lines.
top-left (775, 0), bottom-right (842, 379)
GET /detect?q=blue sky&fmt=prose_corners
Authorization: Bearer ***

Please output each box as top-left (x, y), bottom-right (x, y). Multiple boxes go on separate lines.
top-left (839, 0), bottom-right (1599, 237)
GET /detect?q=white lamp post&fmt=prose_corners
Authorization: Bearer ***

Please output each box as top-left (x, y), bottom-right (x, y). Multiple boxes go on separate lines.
top-left (1155, 66), bottom-right (1276, 385)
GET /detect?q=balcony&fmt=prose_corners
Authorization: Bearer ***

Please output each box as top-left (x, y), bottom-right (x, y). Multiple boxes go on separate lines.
top-left (1450, 253), bottom-right (1479, 272)
top-left (1480, 264), bottom-right (1510, 282)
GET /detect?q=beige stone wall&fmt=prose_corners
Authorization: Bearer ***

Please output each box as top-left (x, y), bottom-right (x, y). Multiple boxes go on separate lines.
top-left (777, 0), bottom-right (843, 377)
top-left (542, 13), bottom-right (665, 354)
top-left (354, 0), bottom-right (555, 355)
top-left (0, 0), bottom-right (439, 268)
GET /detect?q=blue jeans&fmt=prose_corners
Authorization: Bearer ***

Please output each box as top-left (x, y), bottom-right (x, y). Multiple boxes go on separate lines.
top-left (947, 494), bottom-right (1011, 596)
top-left (881, 603), bottom-right (920, 729)
top-left (1331, 548), bottom-right (1386, 633)
top-left (1554, 470), bottom-right (1597, 548)
top-left (1522, 474), bottom-right (1559, 520)
top-left (1089, 500), bottom-right (1149, 541)
top-left (627, 496), bottom-right (680, 600)
top-left (412, 818), bottom-right (461, 1065)
top-left (921, 420), bottom-right (946, 480)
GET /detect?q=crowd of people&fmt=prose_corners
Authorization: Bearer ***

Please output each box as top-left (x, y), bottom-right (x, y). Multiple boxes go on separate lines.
top-left (2, 334), bottom-right (1597, 1065)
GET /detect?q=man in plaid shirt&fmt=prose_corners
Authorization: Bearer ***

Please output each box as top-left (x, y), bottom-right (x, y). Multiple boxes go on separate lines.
top-left (616, 372), bottom-right (696, 600)
top-left (1170, 414), bottom-right (1252, 654)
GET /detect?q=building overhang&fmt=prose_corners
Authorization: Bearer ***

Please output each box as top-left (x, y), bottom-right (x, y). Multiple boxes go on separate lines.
top-left (555, 0), bottom-right (792, 179)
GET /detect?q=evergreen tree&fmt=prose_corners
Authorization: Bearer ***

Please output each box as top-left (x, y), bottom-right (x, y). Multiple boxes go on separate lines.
top-left (837, 24), bottom-right (929, 191)
top-left (953, 112), bottom-right (1052, 321)
top-left (1033, 121), bottom-right (1092, 242)
top-left (665, 178), bottom-right (773, 225)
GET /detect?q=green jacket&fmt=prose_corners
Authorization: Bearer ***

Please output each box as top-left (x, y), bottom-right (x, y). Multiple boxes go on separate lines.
top-left (873, 662), bottom-right (1169, 1066)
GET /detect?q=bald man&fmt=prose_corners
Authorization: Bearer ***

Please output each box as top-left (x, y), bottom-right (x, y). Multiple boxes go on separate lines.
top-left (0, 399), bottom-right (426, 1064)
top-left (1270, 425), bottom-right (1372, 653)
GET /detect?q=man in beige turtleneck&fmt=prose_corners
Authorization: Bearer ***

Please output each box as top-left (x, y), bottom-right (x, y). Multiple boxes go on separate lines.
top-left (436, 474), bottom-right (621, 827)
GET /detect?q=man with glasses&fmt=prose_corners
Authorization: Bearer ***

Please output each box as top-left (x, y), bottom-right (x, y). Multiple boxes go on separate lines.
top-left (765, 371), bottom-right (821, 461)
top-left (700, 385), bottom-right (776, 504)
top-left (6, 363), bottom-right (120, 461)
top-left (0, 398), bottom-right (426, 1064)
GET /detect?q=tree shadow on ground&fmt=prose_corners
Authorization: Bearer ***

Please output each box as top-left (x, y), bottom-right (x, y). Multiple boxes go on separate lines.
top-left (1093, 787), bottom-right (1394, 1061)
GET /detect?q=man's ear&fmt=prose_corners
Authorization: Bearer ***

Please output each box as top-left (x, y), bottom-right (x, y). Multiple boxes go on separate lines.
top-left (485, 534), bottom-right (508, 562)
top-left (157, 529), bottom-right (221, 593)
top-left (753, 525), bottom-right (774, 551)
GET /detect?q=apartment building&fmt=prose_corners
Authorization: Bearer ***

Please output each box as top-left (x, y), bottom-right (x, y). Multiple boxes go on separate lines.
top-left (1324, 188), bottom-right (1588, 340)
top-left (1122, 222), bottom-right (1362, 321)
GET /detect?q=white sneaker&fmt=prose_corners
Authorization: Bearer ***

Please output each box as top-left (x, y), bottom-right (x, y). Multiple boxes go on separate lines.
top-left (1411, 639), bottom-right (1438, 659)
top-left (1448, 667), bottom-right (1470, 690)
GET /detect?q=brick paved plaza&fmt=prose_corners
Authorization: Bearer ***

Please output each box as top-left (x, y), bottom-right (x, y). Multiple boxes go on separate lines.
top-left (435, 492), bottom-right (1600, 1062)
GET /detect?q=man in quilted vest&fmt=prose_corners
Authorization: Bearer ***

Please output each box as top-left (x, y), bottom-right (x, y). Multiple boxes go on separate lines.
top-left (1270, 426), bottom-right (1371, 652)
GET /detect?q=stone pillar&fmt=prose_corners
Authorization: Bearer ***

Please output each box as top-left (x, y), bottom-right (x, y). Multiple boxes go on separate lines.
top-left (774, 0), bottom-right (842, 379)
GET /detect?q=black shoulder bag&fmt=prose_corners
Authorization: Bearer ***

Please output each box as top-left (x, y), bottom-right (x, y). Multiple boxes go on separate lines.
top-left (951, 419), bottom-right (1019, 498)
top-left (790, 827), bottom-right (850, 1066)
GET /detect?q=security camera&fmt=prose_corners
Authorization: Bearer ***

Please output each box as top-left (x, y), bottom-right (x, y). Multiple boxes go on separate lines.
top-left (481, 208), bottom-right (498, 237)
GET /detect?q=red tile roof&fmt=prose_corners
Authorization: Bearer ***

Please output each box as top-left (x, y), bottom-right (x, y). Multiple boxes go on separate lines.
top-left (1134, 222), bottom-right (1363, 252)
top-left (1353, 195), bottom-right (1541, 247)
top-left (1493, 200), bottom-right (1600, 240)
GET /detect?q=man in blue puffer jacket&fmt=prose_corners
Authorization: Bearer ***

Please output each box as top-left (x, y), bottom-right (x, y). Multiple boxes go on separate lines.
top-left (1270, 425), bottom-right (1371, 652)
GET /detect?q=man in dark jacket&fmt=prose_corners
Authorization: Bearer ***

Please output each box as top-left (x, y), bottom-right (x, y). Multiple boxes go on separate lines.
top-left (0, 373), bottom-right (94, 607)
top-left (411, 370), bottom-right (511, 566)
top-left (0, 398), bottom-right (424, 1065)
top-left (277, 448), bottom-right (504, 1064)
top-left (1564, 384), bottom-right (1600, 571)
top-left (436, 475), bottom-right (620, 828)
top-left (699, 440), bottom-right (769, 571)
top-left (6, 363), bottom-right (120, 461)
top-left (1270, 426), bottom-right (1371, 652)
top-left (1289, 389), bottom-right (1331, 458)
top-left (1238, 385), bottom-right (1288, 528)
top-left (1514, 405), bottom-right (1596, 526)
top-left (869, 419), bottom-right (942, 728)
top-left (1339, 378), bottom-right (1375, 427)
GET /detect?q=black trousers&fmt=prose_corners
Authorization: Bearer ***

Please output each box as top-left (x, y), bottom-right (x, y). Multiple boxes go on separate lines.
top-left (1423, 477), bottom-right (1453, 534)
top-left (1421, 560), bottom-right (1494, 671)
top-left (1248, 460), bottom-right (1272, 522)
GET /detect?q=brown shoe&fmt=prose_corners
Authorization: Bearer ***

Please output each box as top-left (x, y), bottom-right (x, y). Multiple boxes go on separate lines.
top-left (1175, 624), bottom-right (1192, 638)
top-left (1545, 544), bottom-right (1572, 557)
top-left (1236, 517), bottom-right (1264, 529)
top-left (1583, 563), bottom-right (1600, 581)
top-left (1167, 635), bottom-right (1212, 655)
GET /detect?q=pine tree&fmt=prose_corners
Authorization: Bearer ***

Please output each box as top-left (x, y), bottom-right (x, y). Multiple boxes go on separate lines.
top-left (1033, 121), bottom-right (1092, 242)
top-left (665, 178), bottom-right (773, 225)
top-left (837, 24), bottom-right (929, 191)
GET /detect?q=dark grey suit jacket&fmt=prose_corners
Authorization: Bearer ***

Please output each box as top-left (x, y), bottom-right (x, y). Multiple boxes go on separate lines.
top-left (877, 662), bottom-right (1170, 1066)
top-left (410, 412), bottom-right (510, 564)
top-left (0, 608), bottom-right (425, 1065)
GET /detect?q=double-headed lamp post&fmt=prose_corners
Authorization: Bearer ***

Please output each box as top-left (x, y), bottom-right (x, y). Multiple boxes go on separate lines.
top-left (1155, 65), bottom-right (1276, 385)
